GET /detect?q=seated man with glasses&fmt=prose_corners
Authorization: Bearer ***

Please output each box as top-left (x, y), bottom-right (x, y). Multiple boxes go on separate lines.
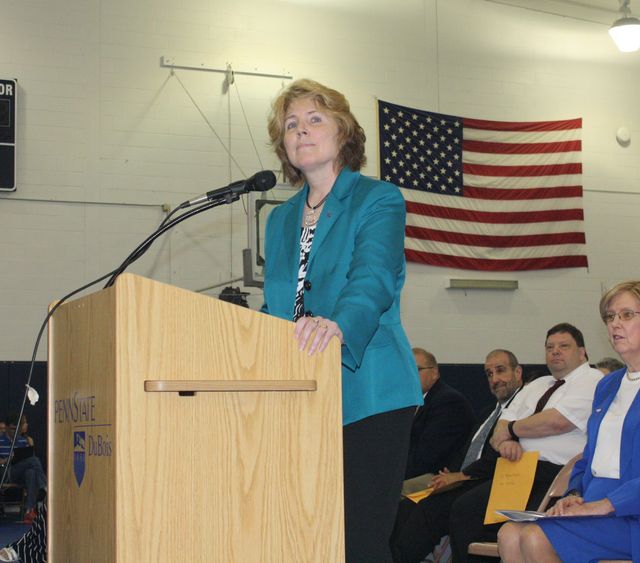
top-left (404, 348), bottom-right (475, 480)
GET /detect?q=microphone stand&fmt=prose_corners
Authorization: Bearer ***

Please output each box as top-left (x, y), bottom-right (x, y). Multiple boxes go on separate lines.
top-left (104, 191), bottom-right (239, 289)
top-left (1, 189), bottom-right (243, 489)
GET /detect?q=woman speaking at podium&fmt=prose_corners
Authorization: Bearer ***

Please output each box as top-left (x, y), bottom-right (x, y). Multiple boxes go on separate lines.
top-left (262, 79), bottom-right (423, 562)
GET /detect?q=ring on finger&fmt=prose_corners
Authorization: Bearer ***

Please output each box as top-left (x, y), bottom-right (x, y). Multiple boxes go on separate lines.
top-left (320, 324), bottom-right (328, 330)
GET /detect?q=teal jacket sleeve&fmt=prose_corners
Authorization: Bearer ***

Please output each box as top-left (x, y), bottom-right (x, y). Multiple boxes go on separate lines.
top-left (331, 182), bottom-right (406, 371)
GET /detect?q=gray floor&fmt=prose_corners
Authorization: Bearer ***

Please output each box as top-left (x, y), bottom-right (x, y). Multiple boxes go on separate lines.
top-left (1, 505), bottom-right (26, 549)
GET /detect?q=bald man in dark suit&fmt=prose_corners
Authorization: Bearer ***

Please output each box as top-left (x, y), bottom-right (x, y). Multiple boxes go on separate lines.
top-left (404, 348), bottom-right (476, 480)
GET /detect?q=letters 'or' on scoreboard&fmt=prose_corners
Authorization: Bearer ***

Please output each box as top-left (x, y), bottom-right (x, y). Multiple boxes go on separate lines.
top-left (0, 78), bottom-right (17, 191)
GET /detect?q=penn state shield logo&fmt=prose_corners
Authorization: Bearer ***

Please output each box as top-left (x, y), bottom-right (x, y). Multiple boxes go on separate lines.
top-left (73, 431), bottom-right (86, 486)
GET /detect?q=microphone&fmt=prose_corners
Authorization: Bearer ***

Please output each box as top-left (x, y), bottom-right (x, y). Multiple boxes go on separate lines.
top-left (186, 170), bottom-right (277, 206)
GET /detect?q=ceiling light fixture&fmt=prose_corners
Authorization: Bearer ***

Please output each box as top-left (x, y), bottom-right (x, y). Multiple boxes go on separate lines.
top-left (609, 0), bottom-right (640, 52)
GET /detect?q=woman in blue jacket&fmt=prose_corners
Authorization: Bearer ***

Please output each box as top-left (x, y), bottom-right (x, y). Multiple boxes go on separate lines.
top-left (263, 79), bottom-right (422, 562)
top-left (498, 280), bottom-right (640, 562)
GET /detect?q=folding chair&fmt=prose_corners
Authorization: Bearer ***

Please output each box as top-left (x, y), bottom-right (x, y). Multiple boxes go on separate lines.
top-left (0, 483), bottom-right (26, 520)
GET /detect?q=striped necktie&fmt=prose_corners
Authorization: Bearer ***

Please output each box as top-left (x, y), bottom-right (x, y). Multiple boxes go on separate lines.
top-left (461, 402), bottom-right (502, 469)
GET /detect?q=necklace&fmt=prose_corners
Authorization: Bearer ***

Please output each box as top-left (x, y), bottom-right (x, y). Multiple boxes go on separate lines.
top-left (304, 191), bottom-right (330, 227)
top-left (626, 370), bottom-right (640, 381)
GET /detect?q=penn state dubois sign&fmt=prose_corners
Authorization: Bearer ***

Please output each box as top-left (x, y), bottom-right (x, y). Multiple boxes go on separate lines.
top-left (0, 78), bottom-right (16, 191)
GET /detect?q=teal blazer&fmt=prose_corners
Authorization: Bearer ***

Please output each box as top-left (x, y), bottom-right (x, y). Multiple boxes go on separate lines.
top-left (261, 167), bottom-right (423, 425)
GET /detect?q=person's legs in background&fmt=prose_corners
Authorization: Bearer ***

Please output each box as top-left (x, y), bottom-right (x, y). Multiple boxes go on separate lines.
top-left (448, 480), bottom-right (501, 563)
top-left (391, 480), bottom-right (489, 563)
top-left (8, 457), bottom-right (46, 523)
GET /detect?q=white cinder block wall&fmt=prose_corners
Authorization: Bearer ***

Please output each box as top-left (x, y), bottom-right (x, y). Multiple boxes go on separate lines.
top-left (0, 0), bottom-right (638, 363)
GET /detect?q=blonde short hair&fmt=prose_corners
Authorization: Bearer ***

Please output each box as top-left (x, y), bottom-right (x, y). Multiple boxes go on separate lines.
top-left (599, 280), bottom-right (640, 322)
top-left (267, 79), bottom-right (366, 186)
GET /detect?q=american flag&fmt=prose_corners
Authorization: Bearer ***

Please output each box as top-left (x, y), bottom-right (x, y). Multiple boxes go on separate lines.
top-left (378, 100), bottom-right (588, 271)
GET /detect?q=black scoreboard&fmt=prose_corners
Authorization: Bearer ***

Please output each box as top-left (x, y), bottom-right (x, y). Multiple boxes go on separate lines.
top-left (0, 78), bottom-right (16, 191)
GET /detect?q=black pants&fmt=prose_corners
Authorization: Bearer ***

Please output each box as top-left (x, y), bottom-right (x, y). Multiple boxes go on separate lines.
top-left (343, 407), bottom-right (414, 563)
top-left (391, 479), bottom-right (490, 563)
top-left (448, 460), bottom-right (562, 563)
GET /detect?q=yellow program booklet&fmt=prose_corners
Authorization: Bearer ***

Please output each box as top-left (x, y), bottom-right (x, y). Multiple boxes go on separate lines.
top-left (405, 486), bottom-right (435, 503)
top-left (484, 451), bottom-right (539, 524)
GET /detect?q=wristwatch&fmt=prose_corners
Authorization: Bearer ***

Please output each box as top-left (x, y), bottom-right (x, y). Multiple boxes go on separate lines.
top-left (507, 420), bottom-right (520, 442)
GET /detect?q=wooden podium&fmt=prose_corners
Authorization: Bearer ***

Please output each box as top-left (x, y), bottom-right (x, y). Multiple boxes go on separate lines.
top-left (48, 273), bottom-right (344, 562)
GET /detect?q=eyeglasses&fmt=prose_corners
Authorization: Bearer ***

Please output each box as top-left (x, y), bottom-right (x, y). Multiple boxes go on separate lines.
top-left (603, 309), bottom-right (640, 324)
top-left (417, 365), bottom-right (436, 371)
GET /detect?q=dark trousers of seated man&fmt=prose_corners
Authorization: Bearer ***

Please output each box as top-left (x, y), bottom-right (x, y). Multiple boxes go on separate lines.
top-left (390, 460), bottom-right (561, 563)
top-left (9, 456), bottom-right (47, 511)
top-left (391, 479), bottom-right (484, 563)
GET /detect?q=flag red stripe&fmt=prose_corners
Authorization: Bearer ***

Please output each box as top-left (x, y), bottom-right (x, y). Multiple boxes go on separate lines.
top-left (464, 162), bottom-right (582, 177)
top-left (405, 249), bottom-right (588, 271)
top-left (463, 185), bottom-right (583, 200)
top-left (463, 117), bottom-right (582, 132)
top-left (463, 139), bottom-right (581, 154)
top-left (405, 201), bottom-right (584, 223)
top-left (406, 226), bottom-right (586, 247)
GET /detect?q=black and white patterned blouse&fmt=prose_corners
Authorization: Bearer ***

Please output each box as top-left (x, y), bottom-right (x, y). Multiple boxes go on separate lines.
top-left (293, 225), bottom-right (316, 321)
top-left (6, 500), bottom-right (47, 562)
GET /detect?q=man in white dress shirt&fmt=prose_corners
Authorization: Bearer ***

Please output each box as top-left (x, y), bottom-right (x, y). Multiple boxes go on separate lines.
top-left (448, 323), bottom-right (603, 562)
top-left (490, 323), bottom-right (603, 464)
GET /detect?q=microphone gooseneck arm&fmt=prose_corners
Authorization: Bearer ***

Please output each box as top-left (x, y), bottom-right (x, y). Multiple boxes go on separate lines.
top-left (104, 192), bottom-right (237, 289)
top-left (106, 170), bottom-right (277, 287)
top-left (105, 170), bottom-right (276, 288)
top-left (160, 169), bottom-right (277, 230)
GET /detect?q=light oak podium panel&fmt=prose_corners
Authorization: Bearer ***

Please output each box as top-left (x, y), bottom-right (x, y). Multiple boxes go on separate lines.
top-left (48, 273), bottom-right (344, 562)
